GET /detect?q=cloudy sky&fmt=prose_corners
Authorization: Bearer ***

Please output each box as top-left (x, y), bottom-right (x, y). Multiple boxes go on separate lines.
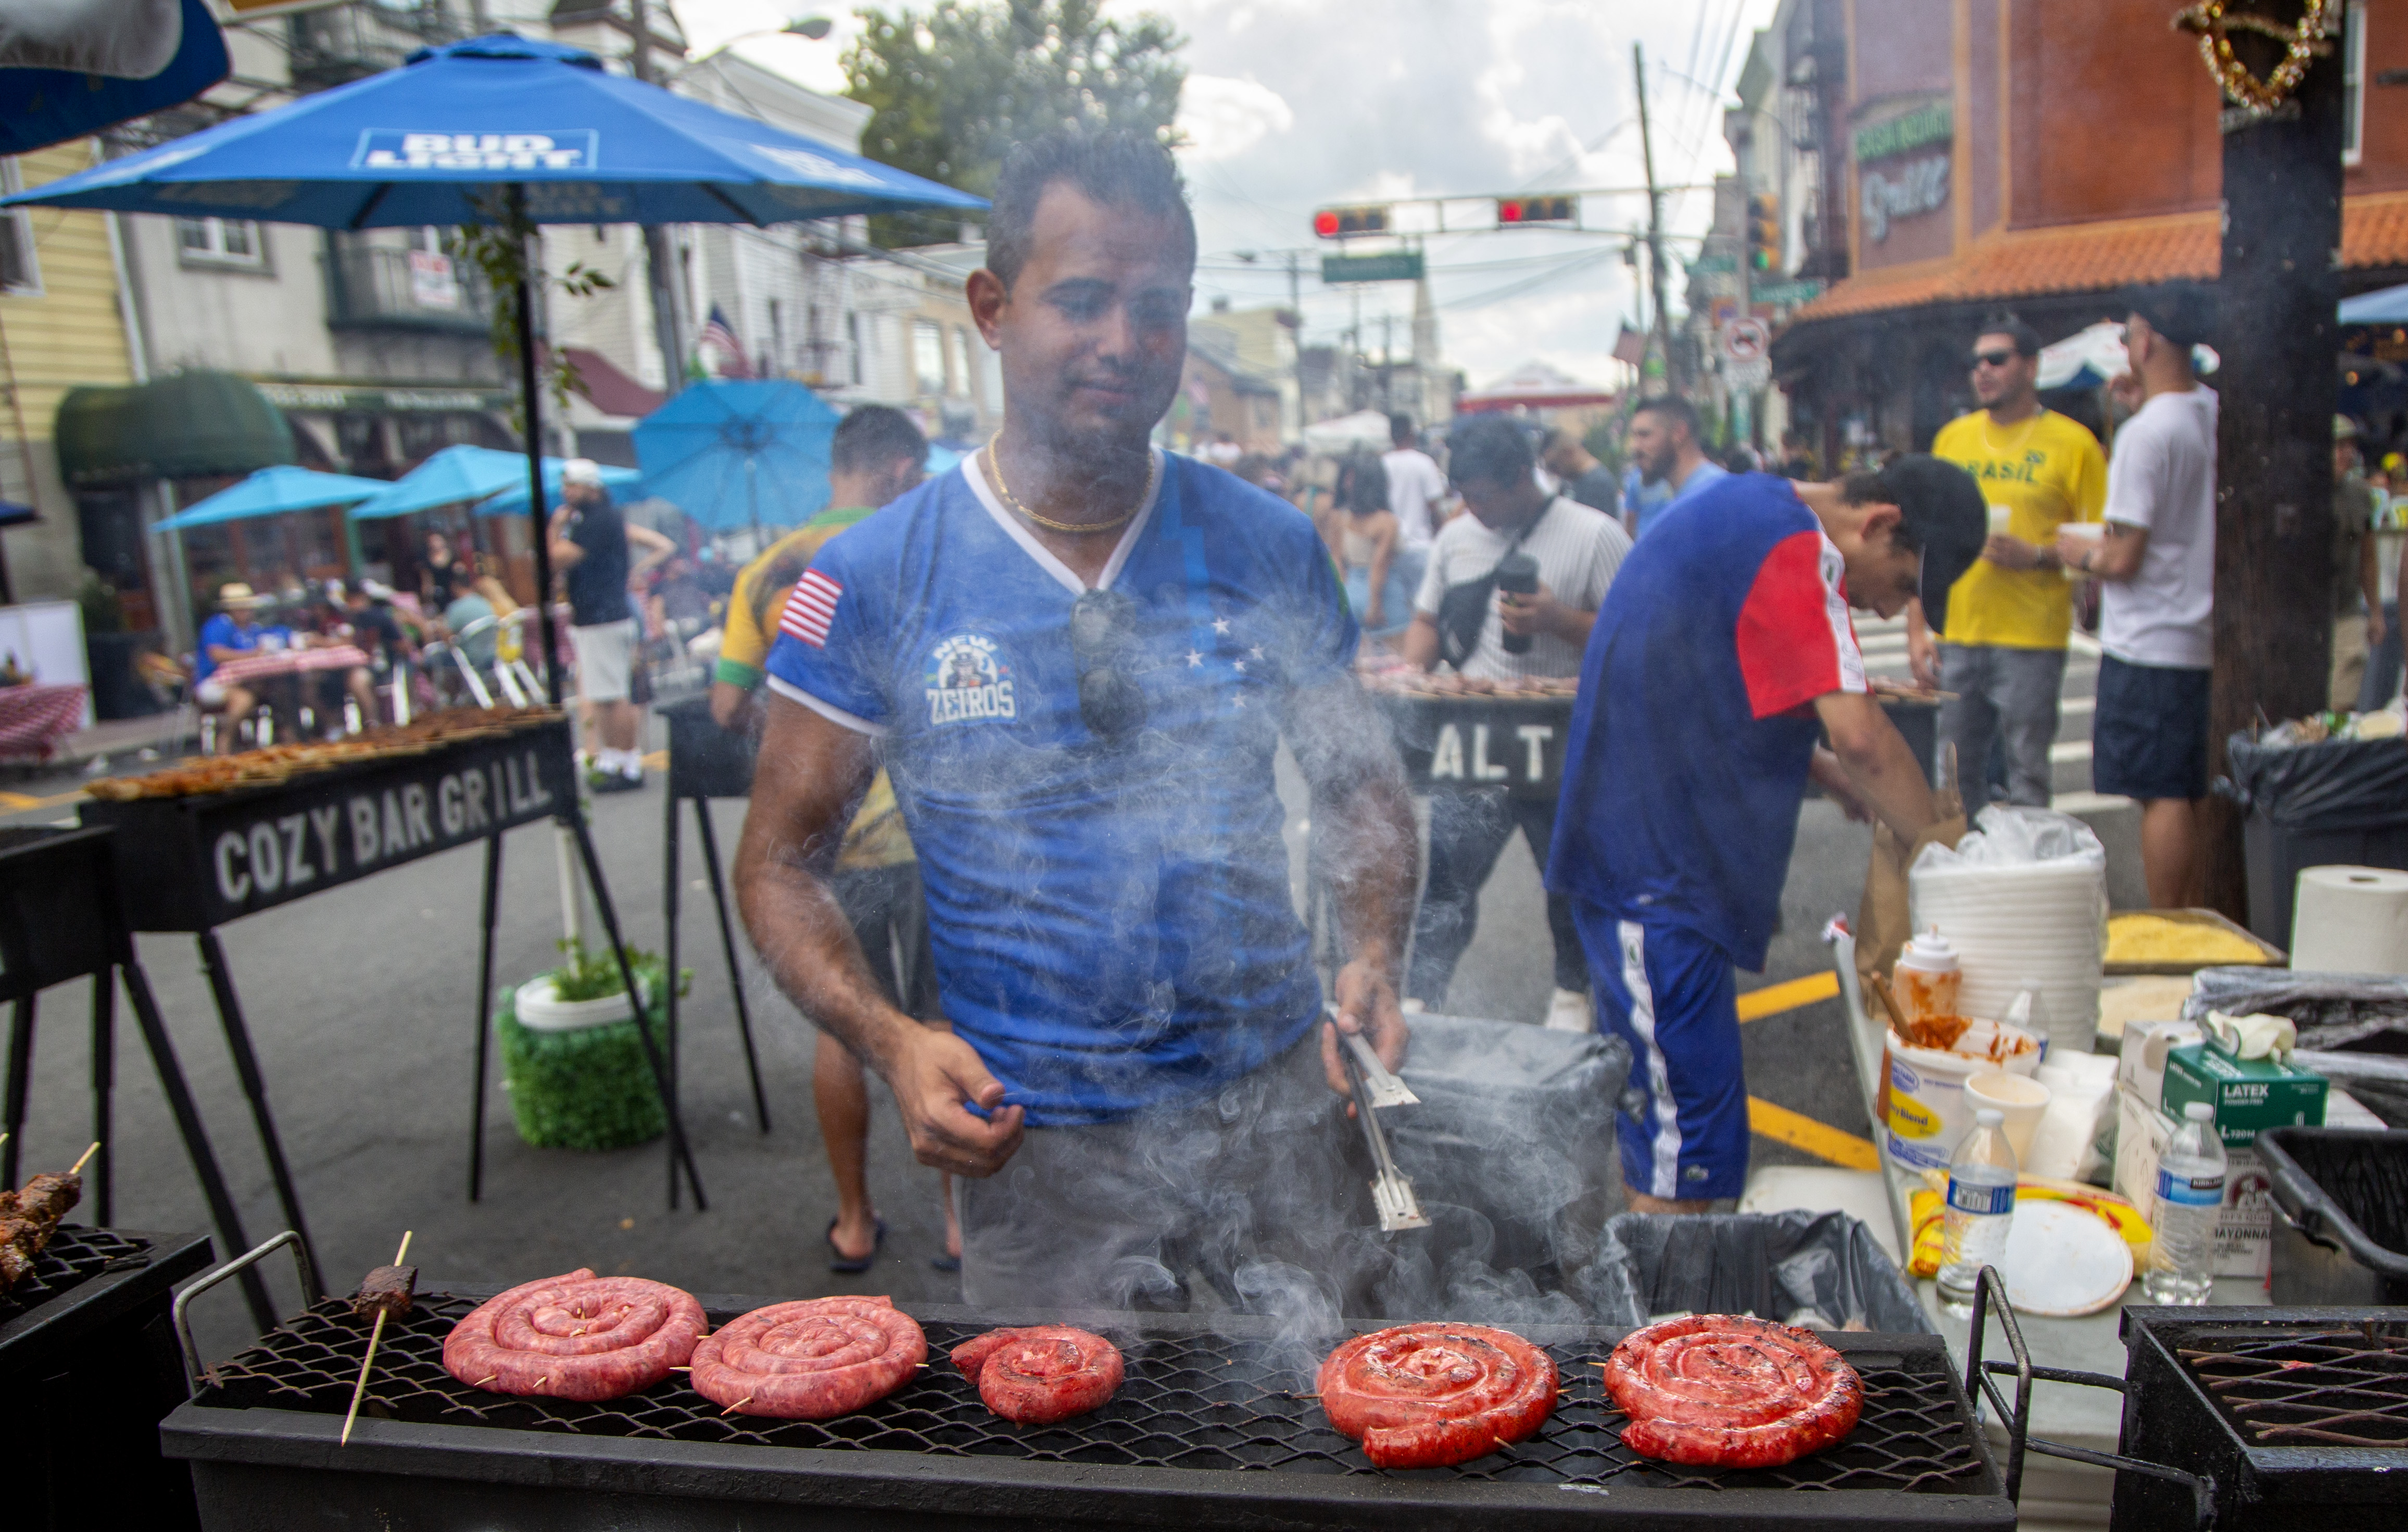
top-left (677, 0), bottom-right (1779, 391)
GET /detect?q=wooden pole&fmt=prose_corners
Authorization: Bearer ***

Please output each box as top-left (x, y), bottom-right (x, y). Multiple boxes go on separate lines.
top-left (2204, 10), bottom-right (2347, 922)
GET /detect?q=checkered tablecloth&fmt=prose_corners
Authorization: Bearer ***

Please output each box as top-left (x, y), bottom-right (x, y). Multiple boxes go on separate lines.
top-left (210, 645), bottom-right (370, 686)
top-left (0, 682), bottom-right (89, 759)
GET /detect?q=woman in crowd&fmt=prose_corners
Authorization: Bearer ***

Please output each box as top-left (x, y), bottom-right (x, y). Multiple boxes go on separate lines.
top-left (1322, 452), bottom-right (1418, 644)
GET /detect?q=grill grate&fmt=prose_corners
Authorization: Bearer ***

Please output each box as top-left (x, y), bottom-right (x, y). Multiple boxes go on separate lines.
top-left (195, 1296), bottom-right (1985, 1495)
top-left (0, 1226), bottom-right (153, 1327)
top-left (2179, 1322), bottom-right (2408, 1449)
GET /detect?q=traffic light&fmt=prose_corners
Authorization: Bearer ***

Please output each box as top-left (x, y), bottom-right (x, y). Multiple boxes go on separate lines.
top-left (1496, 194), bottom-right (1576, 228)
top-left (1747, 193), bottom-right (1781, 272)
top-left (1313, 205), bottom-right (1391, 239)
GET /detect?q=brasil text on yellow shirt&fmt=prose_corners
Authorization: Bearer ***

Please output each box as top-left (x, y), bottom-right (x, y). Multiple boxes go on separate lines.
top-left (1929, 409), bottom-right (2107, 649)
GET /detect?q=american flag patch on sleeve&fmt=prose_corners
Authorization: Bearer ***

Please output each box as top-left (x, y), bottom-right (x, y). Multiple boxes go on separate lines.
top-left (779, 568), bottom-right (843, 648)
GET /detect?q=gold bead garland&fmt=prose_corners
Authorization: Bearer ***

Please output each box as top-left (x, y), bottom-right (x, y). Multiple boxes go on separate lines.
top-left (2173, 0), bottom-right (2338, 119)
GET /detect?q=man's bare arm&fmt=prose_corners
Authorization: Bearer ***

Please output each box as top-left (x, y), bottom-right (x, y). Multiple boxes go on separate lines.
top-left (627, 522), bottom-right (676, 579)
top-left (733, 694), bottom-right (1025, 1175)
top-left (1815, 690), bottom-right (1936, 843)
top-left (1401, 612), bottom-right (1441, 670)
top-left (1283, 674), bottom-right (1417, 1098)
top-left (2060, 520), bottom-right (2148, 581)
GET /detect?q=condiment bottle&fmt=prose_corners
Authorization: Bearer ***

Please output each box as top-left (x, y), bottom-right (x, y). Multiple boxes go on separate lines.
top-left (1893, 926), bottom-right (1962, 1033)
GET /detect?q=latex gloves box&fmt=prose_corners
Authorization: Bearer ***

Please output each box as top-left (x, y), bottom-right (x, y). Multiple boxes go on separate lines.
top-left (2160, 1043), bottom-right (2328, 1148)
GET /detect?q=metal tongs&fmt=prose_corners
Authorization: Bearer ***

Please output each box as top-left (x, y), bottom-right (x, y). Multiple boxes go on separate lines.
top-left (1329, 1005), bottom-right (1429, 1233)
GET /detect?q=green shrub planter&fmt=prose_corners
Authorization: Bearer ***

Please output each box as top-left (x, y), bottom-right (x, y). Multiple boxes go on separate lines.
top-left (496, 983), bottom-right (670, 1151)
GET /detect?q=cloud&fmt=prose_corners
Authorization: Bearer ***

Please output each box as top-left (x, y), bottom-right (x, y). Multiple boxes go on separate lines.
top-left (1176, 74), bottom-right (1295, 164)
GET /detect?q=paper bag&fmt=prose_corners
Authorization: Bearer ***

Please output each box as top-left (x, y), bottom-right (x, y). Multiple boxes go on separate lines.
top-left (1854, 769), bottom-right (1964, 987)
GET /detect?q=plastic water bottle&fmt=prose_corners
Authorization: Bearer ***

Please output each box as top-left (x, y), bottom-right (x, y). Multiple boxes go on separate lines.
top-left (1938, 1107), bottom-right (2019, 1317)
top-left (2144, 1101), bottom-right (2227, 1305)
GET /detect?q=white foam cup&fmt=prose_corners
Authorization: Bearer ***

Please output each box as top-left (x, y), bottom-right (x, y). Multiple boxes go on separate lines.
top-left (1965, 1070), bottom-right (2051, 1166)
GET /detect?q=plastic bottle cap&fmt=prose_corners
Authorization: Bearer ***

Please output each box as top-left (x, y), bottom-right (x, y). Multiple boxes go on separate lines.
top-left (1898, 927), bottom-right (1960, 971)
top-left (1974, 1108), bottom-right (2004, 1125)
top-left (2184, 1101), bottom-right (2215, 1122)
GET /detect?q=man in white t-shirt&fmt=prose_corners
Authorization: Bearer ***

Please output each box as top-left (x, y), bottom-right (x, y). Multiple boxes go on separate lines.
top-left (1401, 415), bottom-right (1633, 1030)
top-left (1382, 412), bottom-right (1450, 550)
top-left (2058, 285), bottom-right (2218, 908)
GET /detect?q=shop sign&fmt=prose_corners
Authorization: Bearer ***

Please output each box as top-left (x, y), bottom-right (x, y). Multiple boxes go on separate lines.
top-left (1750, 277), bottom-right (1825, 308)
top-left (1852, 102), bottom-right (1952, 164)
top-left (251, 380), bottom-right (514, 413)
top-left (1860, 155), bottom-right (1949, 243)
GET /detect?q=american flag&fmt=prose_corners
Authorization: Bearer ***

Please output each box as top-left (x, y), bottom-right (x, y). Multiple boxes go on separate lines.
top-left (779, 568), bottom-right (842, 648)
top-left (698, 303), bottom-right (753, 379)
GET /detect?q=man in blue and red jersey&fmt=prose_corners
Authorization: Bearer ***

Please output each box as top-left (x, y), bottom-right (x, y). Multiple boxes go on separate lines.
top-left (1549, 456), bottom-right (1986, 1212)
top-left (732, 131), bottom-right (1416, 1311)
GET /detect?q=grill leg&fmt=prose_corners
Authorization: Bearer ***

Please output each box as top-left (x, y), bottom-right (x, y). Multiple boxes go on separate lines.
top-left (695, 798), bottom-right (768, 1134)
top-left (121, 958), bottom-right (273, 1331)
top-left (195, 930), bottom-right (321, 1296)
top-left (663, 783), bottom-right (682, 1209)
top-left (469, 830), bottom-right (505, 1202)
top-left (91, 972), bottom-right (115, 1227)
top-left (565, 813), bottom-right (707, 1210)
top-left (3, 994), bottom-right (31, 1189)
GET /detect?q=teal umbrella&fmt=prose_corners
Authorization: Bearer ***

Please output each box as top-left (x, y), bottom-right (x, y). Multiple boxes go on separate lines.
top-left (632, 379), bottom-right (838, 537)
top-left (475, 461), bottom-right (642, 517)
top-left (154, 464), bottom-right (394, 530)
top-left (351, 444), bottom-right (567, 519)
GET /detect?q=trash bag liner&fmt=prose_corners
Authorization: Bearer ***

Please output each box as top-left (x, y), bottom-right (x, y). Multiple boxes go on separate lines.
top-left (1382, 1014), bottom-right (1629, 1284)
top-left (2224, 733), bottom-right (2408, 832)
top-left (1574, 1210), bottom-right (1933, 1334)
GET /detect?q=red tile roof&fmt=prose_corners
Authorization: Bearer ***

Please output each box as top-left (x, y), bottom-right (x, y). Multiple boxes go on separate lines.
top-left (1788, 191), bottom-right (2408, 326)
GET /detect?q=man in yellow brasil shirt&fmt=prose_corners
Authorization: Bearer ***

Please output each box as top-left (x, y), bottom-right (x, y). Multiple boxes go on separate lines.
top-left (708, 404), bottom-right (955, 1274)
top-left (1907, 315), bottom-right (2106, 816)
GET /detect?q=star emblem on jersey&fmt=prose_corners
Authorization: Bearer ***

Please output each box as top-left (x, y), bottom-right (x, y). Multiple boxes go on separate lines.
top-left (1187, 650), bottom-right (1203, 667)
top-left (1212, 617), bottom-right (1232, 636)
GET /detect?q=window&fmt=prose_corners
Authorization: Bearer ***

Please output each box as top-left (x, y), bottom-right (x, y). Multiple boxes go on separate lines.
top-left (0, 160), bottom-right (38, 295)
top-left (2345, 3), bottom-right (2367, 167)
top-left (912, 319), bottom-right (945, 397)
top-left (175, 216), bottom-right (265, 268)
top-left (949, 326), bottom-right (974, 398)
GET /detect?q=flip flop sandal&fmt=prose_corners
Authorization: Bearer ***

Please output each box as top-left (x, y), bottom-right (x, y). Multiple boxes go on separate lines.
top-left (929, 1252), bottom-right (962, 1273)
top-left (826, 1214), bottom-right (885, 1274)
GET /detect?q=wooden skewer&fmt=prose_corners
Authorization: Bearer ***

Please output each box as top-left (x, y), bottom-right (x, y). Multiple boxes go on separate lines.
top-left (723, 1394), bottom-right (754, 1415)
top-left (340, 1230), bottom-right (413, 1446)
top-left (69, 1142), bottom-right (100, 1176)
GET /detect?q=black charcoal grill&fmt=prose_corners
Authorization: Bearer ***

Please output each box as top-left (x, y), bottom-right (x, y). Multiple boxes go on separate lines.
top-left (2109, 1308), bottom-right (2408, 1531)
top-left (2, 1225), bottom-right (214, 1530)
top-left (163, 1285), bottom-right (2013, 1530)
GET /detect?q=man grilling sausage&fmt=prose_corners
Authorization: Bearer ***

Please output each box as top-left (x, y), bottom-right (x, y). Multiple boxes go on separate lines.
top-left (734, 132), bottom-right (1417, 1311)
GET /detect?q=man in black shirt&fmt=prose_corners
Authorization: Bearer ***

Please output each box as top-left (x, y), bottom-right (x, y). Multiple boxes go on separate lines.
top-left (1541, 427), bottom-right (1621, 515)
top-left (550, 459), bottom-right (673, 789)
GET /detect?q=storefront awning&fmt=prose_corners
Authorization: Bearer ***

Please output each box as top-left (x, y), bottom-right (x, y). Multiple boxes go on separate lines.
top-left (1781, 189), bottom-right (2408, 333)
top-left (55, 370), bottom-right (296, 489)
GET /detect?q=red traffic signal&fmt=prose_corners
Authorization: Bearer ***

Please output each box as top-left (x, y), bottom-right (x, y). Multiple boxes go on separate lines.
top-left (1313, 204), bottom-right (1390, 239)
top-left (1497, 194), bottom-right (1575, 227)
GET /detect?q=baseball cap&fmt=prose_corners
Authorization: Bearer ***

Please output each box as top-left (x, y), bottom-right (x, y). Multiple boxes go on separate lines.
top-left (562, 458), bottom-right (604, 487)
top-left (1850, 454), bottom-right (1987, 632)
top-left (2336, 414), bottom-right (2362, 441)
top-left (2125, 281), bottom-right (2216, 349)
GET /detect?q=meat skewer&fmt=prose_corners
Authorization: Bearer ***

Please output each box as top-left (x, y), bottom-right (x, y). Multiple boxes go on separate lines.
top-left (341, 1231), bottom-right (415, 1446)
top-left (0, 1143), bottom-right (98, 1295)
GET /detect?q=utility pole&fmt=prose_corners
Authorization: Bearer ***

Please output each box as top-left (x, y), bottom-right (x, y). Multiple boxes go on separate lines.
top-left (1633, 43), bottom-right (1677, 397)
top-left (627, 0), bottom-right (687, 397)
top-left (1380, 312), bottom-right (1394, 412)
top-left (2204, 34), bottom-right (2347, 923)
top-left (1286, 250), bottom-right (1303, 435)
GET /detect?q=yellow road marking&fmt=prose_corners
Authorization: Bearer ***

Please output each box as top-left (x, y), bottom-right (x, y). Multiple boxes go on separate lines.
top-left (1747, 1096), bottom-right (1879, 1170)
top-left (1735, 970), bottom-right (1839, 1022)
top-left (641, 749), bottom-right (669, 770)
top-left (0, 788), bottom-right (84, 811)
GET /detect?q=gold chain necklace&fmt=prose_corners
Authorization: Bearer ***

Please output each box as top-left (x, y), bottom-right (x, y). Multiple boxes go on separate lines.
top-left (1978, 406), bottom-right (2044, 461)
top-left (985, 436), bottom-right (1157, 536)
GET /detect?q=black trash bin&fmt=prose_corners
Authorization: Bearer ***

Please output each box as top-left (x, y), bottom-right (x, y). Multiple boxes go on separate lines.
top-left (1575, 1209), bottom-right (1933, 1333)
top-left (2223, 732), bottom-right (2408, 944)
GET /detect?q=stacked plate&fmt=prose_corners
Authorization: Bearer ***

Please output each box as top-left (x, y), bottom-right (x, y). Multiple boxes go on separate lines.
top-left (1911, 851), bottom-right (2107, 1054)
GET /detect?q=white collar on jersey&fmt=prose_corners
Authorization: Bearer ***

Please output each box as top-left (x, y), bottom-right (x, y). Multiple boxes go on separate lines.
top-left (964, 443), bottom-right (1163, 596)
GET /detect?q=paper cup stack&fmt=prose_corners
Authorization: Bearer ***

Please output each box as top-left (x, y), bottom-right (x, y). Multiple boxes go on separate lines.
top-left (1910, 855), bottom-right (2105, 1053)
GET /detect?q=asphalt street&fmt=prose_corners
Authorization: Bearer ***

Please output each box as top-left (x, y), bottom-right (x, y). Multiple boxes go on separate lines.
top-left (2, 622), bottom-right (2109, 1366)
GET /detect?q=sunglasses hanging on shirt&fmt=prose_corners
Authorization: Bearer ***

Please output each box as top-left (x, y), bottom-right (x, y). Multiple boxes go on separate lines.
top-left (1070, 588), bottom-right (1147, 739)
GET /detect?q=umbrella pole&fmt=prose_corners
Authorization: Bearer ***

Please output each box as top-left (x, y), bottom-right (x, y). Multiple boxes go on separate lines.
top-left (747, 454), bottom-right (760, 547)
top-left (512, 186), bottom-right (562, 707)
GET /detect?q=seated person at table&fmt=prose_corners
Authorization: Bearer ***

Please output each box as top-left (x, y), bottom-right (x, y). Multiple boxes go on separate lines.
top-left (193, 582), bottom-right (272, 751)
top-left (709, 403), bottom-right (956, 1272)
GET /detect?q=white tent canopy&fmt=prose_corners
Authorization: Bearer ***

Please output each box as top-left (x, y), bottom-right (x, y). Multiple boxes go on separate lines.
top-left (2036, 321), bottom-right (2220, 392)
top-left (1302, 409), bottom-right (1396, 455)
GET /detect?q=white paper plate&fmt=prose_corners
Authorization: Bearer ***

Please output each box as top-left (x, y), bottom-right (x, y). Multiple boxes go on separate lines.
top-left (1998, 1200), bottom-right (2133, 1316)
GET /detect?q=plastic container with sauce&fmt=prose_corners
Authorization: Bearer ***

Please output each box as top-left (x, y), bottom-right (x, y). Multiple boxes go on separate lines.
top-left (1893, 927), bottom-right (1963, 1030)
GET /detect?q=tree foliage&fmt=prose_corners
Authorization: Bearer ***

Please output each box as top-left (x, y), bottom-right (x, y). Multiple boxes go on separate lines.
top-left (844, 0), bottom-right (1186, 245)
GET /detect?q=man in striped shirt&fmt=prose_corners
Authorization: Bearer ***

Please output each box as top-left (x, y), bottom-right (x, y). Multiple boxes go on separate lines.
top-left (1400, 414), bottom-right (1633, 1030)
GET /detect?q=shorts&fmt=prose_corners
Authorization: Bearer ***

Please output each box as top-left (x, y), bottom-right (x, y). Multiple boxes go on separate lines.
top-left (569, 618), bottom-right (636, 703)
top-left (196, 676), bottom-right (230, 706)
top-left (2092, 653), bottom-right (2211, 802)
top-left (1572, 903), bottom-right (1749, 1201)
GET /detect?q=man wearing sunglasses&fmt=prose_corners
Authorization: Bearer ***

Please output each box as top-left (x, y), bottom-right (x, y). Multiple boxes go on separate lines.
top-left (1548, 457), bottom-right (1987, 1212)
top-left (734, 131), bottom-right (1417, 1313)
top-left (1908, 316), bottom-right (2107, 818)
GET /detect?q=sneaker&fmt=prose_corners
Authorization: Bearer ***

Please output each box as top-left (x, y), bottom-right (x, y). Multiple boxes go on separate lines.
top-left (589, 768), bottom-right (644, 794)
top-left (1544, 986), bottom-right (1593, 1033)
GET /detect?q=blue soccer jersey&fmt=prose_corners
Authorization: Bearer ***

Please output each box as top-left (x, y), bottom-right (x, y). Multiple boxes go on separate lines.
top-left (765, 450), bottom-right (1359, 1125)
top-left (1547, 473), bottom-right (1868, 969)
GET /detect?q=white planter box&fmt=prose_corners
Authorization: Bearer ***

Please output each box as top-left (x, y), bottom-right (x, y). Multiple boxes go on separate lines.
top-left (513, 974), bottom-right (649, 1033)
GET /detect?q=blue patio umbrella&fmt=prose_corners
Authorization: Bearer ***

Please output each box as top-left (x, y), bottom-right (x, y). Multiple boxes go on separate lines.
top-left (0, 0), bottom-right (230, 156)
top-left (0, 32), bottom-right (983, 705)
top-left (151, 465), bottom-right (394, 531)
top-left (349, 445), bottom-right (568, 520)
top-left (2340, 283), bottom-right (2408, 326)
top-left (475, 461), bottom-right (642, 517)
top-left (632, 380), bottom-right (839, 537)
